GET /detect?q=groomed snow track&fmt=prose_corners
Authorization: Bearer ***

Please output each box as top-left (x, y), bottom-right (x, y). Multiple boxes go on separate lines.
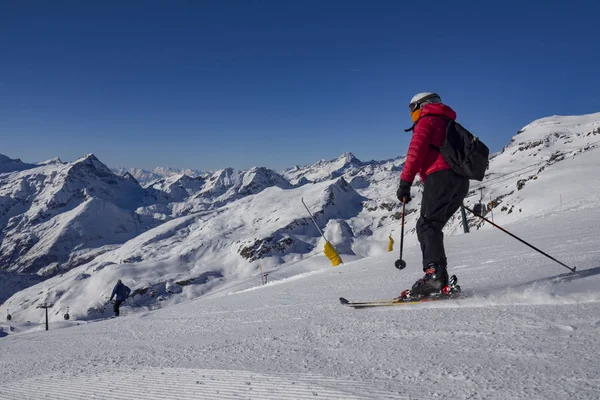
top-left (0, 368), bottom-right (406, 400)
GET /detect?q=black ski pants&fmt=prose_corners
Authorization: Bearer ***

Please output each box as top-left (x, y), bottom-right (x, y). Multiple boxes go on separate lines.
top-left (416, 169), bottom-right (469, 269)
top-left (113, 300), bottom-right (123, 316)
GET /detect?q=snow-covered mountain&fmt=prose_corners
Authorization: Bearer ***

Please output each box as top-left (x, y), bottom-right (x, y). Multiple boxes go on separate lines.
top-left (136, 167), bottom-right (294, 220)
top-left (1, 111), bottom-right (600, 324)
top-left (145, 173), bottom-right (207, 202)
top-left (0, 154), bottom-right (159, 275)
top-left (37, 157), bottom-right (65, 166)
top-left (111, 166), bottom-right (208, 185)
top-left (0, 154), bottom-right (37, 173)
top-left (283, 152), bottom-right (368, 185)
top-left (197, 166), bottom-right (292, 201)
top-left (462, 111), bottom-right (600, 228)
top-left (0, 158), bottom-right (300, 276)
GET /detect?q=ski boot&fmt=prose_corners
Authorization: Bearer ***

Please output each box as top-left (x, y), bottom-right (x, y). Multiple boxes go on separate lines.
top-left (396, 264), bottom-right (460, 301)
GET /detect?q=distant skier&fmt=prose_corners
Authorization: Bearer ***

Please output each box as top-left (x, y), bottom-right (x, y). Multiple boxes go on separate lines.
top-left (109, 279), bottom-right (131, 317)
top-left (396, 92), bottom-right (469, 298)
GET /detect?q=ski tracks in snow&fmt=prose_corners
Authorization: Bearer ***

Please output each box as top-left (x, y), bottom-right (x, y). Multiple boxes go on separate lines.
top-left (0, 368), bottom-right (406, 400)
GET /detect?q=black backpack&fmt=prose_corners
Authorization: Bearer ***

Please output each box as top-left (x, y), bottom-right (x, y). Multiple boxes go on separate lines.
top-left (428, 116), bottom-right (489, 181)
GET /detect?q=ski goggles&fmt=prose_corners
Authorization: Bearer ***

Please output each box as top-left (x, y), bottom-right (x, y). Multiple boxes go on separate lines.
top-left (408, 94), bottom-right (441, 113)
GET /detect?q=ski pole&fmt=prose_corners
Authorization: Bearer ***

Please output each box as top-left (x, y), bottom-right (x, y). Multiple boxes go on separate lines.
top-left (395, 200), bottom-right (407, 270)
top-left (301, 197), bottom-right (343, 265)
top-left (463, 204), bottom-right (575, 273)
top-left (301, 198), bottom-right (326, 240)
top-left (126, 297), bottom-right (148, 310)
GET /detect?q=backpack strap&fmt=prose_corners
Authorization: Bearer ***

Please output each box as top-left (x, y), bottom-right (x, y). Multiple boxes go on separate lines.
top-left (404, 114), bottom-right (452, 133)
top-left (418, 114), bottom-right (453, 151)
top-left (405, 114), bottom-right (455, 152)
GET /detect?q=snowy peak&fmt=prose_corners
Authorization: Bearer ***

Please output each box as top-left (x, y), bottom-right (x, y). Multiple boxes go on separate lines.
top-left (0, 153), bottom-right (37, 173)
top-left (148, 173), bottom-right (206, 202)
top-left (68, 153), bottom-right (119, 184)
top-left (65, 154), bottom-right (144, 210)
top-left (122, 172), bottom-right (140, 185)
top-left (283, 152), bottom-right (365, 185)
top-left (112, 166), bottom-right (208, 185)
top-left (112, 167), bottom-right (164, 185)
top-left (457, 110), bottom-right (600, 235)
top-left (314, 152), bottom-right (363, 169)
top-left (72, 153), bottom-right (114, 176)
top-left (517, 112), bottom-right (600, 141)
top-left (337, 151), bottom-right (362, 165)
top-left (239, 167), bottom-right (291, 195)
top-left (136, 166), bottom-right (294, 219)
top-left (200, 168), bottom-right (241, 198)
top-left (0, 153), bottom-right (152, 275)
top-left (197, 166), bottom-right (291, 201)
top-left (493, 111), bottom-right (600, 170)
top-left (38, 157), bottom-right (64, 166)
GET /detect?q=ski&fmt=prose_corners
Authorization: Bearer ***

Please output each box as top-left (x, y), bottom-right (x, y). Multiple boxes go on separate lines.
top-left (341, 275), bottom-right (464, 308)
top-left (339, 293), bottom-right (465, 308)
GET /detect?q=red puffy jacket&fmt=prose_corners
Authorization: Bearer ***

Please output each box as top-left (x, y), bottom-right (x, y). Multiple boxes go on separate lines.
top-left (400, 103), bottom-right (456, 184)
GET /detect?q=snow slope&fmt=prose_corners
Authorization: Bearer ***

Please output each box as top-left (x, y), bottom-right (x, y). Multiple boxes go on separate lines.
top-left (462, 111), bottom-right (600, 227)
top-left (0, 177), bottom-right (365, 322)
top-left (1, 183), bottom-right (599, 399)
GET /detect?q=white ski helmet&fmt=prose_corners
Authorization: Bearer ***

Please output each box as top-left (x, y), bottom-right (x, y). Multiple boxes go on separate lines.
top-left (409, 92), bottom-right (441, 112)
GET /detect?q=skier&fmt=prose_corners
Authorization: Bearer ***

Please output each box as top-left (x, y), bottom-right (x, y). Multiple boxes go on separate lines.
top-left (396, 92), bottom-right (469, 298)
top-left (108, 279), bottom-right (131, 317)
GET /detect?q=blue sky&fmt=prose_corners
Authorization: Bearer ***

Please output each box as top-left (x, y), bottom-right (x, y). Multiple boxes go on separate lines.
top-left (1, 1), bottom-right (599, 171)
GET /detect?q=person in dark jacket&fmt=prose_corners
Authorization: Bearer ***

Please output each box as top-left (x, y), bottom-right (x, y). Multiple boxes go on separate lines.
top-left (109, 279), bottom-right (131, 317)
top-left (397, 92), bottom-right (469, 298)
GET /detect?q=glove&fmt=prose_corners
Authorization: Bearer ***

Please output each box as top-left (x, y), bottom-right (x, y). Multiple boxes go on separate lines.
top-left (396, 180), bottom-right (412, 204)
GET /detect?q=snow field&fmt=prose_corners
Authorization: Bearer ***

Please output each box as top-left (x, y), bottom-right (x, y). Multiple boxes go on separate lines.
top-left (1, 206), bottom-right (599, 399)
top-left (0, 368), bottom-right (405, 400)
